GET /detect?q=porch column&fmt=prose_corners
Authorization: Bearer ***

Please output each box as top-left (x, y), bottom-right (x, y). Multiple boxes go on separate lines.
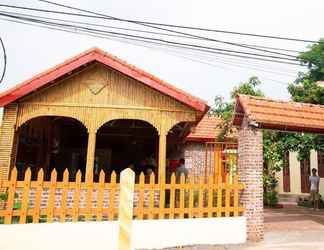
top-left (158, 132), bottom-right (167, 184)
top-left (85, 128), bottom-right (97, 182)
top-left (237, 116), bottom-right (264, 241)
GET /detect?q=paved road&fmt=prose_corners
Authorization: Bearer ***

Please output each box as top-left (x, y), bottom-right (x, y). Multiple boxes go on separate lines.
top-left (156, 207), bottom-right (324, 250)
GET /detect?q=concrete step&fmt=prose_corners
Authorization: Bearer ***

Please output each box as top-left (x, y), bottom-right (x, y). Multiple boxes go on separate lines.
top-left (278, 194), bottom-right (299, 205)
top-left (278, 194), bottom-right (310, 207)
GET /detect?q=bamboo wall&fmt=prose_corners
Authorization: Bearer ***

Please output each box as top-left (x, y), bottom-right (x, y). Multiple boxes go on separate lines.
top-left (0, 62), bottom-right (203, 182)
top-left (16, 63), bottom-right (198, 133)
top-left (0, 104), bottom-right (18, 181)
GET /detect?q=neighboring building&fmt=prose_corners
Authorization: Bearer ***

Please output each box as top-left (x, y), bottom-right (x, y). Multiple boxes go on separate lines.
top-left (235, 93), bottom-right (324, 201)
top-left (277, 150), bottom-right (324, 199)
top-left (183, 115), bottom-right (237, 182)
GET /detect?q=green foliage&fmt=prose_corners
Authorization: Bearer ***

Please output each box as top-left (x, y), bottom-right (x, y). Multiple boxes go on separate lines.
top-left (284, 38), bottom-right (324, 161)
top-left (298, 39), bottom-right (324, 83)
top-left (288, 79), bottom-right (324, 104)
top-left (263, 190), bottom-right (278, 207)
top-left (230, 76), bottom-right (264, 99)
top-left (0, 192), bottom-right (8, 201)
top-left (210, 39), bottom-right (324, 206)
top-left (209, 76), bottom-right (264, 140)
top-left (209, 96), bottom-right (233, 117)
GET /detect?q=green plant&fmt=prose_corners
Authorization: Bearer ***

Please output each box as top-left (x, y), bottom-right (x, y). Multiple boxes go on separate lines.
top-left (0, 192), bottom-right (8, 201)
top-left (264, 190), bottom-right (278, 207)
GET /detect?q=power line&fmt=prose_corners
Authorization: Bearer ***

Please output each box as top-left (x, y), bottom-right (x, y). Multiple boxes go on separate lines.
top-left (0, 11), bottom-right (302, 65)
top-left (156, 51), bottom-right (289, 85)
top-left (0, 9), bottom-right (303, 55)
top-left (38, 0), bottom-right (319, 44)
top-left (0, 14), bottom-right (303, 67)
top-left (0, 16), bottom-right (298, 85)
top-left (0, 3), bottom-right (303, 58)
top-left (0, 36), bottom-right (6, 84)
top-left (37, 0), bottom-right (300, 58)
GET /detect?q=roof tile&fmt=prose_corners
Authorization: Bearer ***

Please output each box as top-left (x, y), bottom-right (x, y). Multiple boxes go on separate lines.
top-left (234, 95), bottom-right (324, 133)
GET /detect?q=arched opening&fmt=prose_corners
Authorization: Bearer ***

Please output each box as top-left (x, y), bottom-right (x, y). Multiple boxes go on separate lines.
top-left (95, 119), bottom-right (158, 181)
top-left (165, 121), bottom-right (194, 182)
top-left (15, 116), bottom-right (88, 181)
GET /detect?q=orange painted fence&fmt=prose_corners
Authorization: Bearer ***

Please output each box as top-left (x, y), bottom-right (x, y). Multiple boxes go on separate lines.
top-left (0, 167), bottom-right (244, 224)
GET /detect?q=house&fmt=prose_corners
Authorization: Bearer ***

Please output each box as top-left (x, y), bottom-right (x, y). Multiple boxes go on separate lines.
top-left (184, 115), bottom-right (237, 182)
top-left (0, 47), bottom-right (211, 184)
top-left (232, 94), bottom-right (324, 202)
top-left (277, 150), bottom-right (324, 200)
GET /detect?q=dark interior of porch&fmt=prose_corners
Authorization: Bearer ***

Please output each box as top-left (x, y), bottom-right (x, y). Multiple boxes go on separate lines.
top-left (14, 117), bottom-right (192, 182)
top-left (15, 116), bottom-right (88, 181)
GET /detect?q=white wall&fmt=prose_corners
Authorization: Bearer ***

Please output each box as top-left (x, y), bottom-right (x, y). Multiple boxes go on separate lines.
top-left (0, 217), bottom-right (246, 250)
top-left (289, 151), bottom-right (302, 195)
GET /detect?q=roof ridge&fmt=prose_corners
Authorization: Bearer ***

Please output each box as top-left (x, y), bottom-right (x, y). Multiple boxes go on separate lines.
top-left (0, 47), bottom-right (209, 113)
top-left (238, 94), bottom-right (324, 109)
top-left (98, 49), bottom-right (208, 105)
top-left (0, 48), bottom-right (96, 99)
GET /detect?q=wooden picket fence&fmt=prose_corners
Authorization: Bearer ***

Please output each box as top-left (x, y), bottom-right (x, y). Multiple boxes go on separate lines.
top-left (0, 167), bottom-right (244, 224)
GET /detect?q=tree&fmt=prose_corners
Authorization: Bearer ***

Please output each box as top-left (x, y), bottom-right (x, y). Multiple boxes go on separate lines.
top-left (283, 39), bottom-right (324, 160)
top-left (297, 38), bottom-right (324, 83)
top-left (210, 76), bottom-right (280, 205)
top-left (209, 76), bottom-right (263, 140)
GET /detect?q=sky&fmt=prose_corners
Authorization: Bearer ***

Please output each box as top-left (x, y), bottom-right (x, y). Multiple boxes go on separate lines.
top-left (0, 0), bottom-right (323, 120)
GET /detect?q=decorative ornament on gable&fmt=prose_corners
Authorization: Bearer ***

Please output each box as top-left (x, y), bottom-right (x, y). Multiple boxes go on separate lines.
top-left (83, 66), bottom-right (109, 95)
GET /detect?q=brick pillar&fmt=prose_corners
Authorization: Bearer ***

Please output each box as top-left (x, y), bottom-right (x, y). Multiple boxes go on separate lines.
top-left (238, 116), bottom-right (264, 241)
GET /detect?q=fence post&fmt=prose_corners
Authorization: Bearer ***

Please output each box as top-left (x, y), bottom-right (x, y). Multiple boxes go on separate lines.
top-left (118, 168), bottom-right (135, 250)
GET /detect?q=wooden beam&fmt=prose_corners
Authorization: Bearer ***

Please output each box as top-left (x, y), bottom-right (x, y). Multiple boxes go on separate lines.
top-left (158, 133), bottom-right (167, 184)
top-left (85, 129), bottom-right (97, 182)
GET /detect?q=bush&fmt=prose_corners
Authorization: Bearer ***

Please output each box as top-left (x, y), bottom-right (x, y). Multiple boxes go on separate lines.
top-left (264, 190), bottom-right (278, 207)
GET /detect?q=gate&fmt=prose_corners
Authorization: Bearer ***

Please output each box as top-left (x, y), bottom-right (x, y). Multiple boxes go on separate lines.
top-left (205, 142), bottom-right (238, 182)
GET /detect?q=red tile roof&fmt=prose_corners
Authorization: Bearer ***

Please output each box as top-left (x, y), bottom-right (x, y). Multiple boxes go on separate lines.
top-left (0, 48), bottom-right (209, 113)
top-left (233, 94), bottom-right (324, 133)
top-left (186, 115), bottom-right (223, 142)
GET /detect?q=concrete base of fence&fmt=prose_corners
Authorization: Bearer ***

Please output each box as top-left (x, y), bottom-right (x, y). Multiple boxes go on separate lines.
top-left (0, 217), bottom-right (246, 250)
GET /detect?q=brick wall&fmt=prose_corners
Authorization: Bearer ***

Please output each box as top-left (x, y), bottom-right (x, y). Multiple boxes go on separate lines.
top-left (169, 142), bottom-right (214, 183)
top-left (237, 116), bottom-right (263, 241)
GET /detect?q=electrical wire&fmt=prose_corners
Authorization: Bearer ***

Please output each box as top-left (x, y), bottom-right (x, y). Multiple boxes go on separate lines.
top-left (0, 11), bottom-right (302, 65)
top-left (38, 0), bottom-right (319, 43)
top-left (0, 14), bottom-right (303, 67)
top-left (0, 16), bottom-right (296, 86)
top-left (0, 36), bottom-right (6, 84)
top-left (0, 3), bottom-right (306, 58)
top-left (0, 15), bottom-right (304, 80)
top-left (0, 9), bottom-right (303, 54)
top-left (36, 0), bottom-right (301, 58)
